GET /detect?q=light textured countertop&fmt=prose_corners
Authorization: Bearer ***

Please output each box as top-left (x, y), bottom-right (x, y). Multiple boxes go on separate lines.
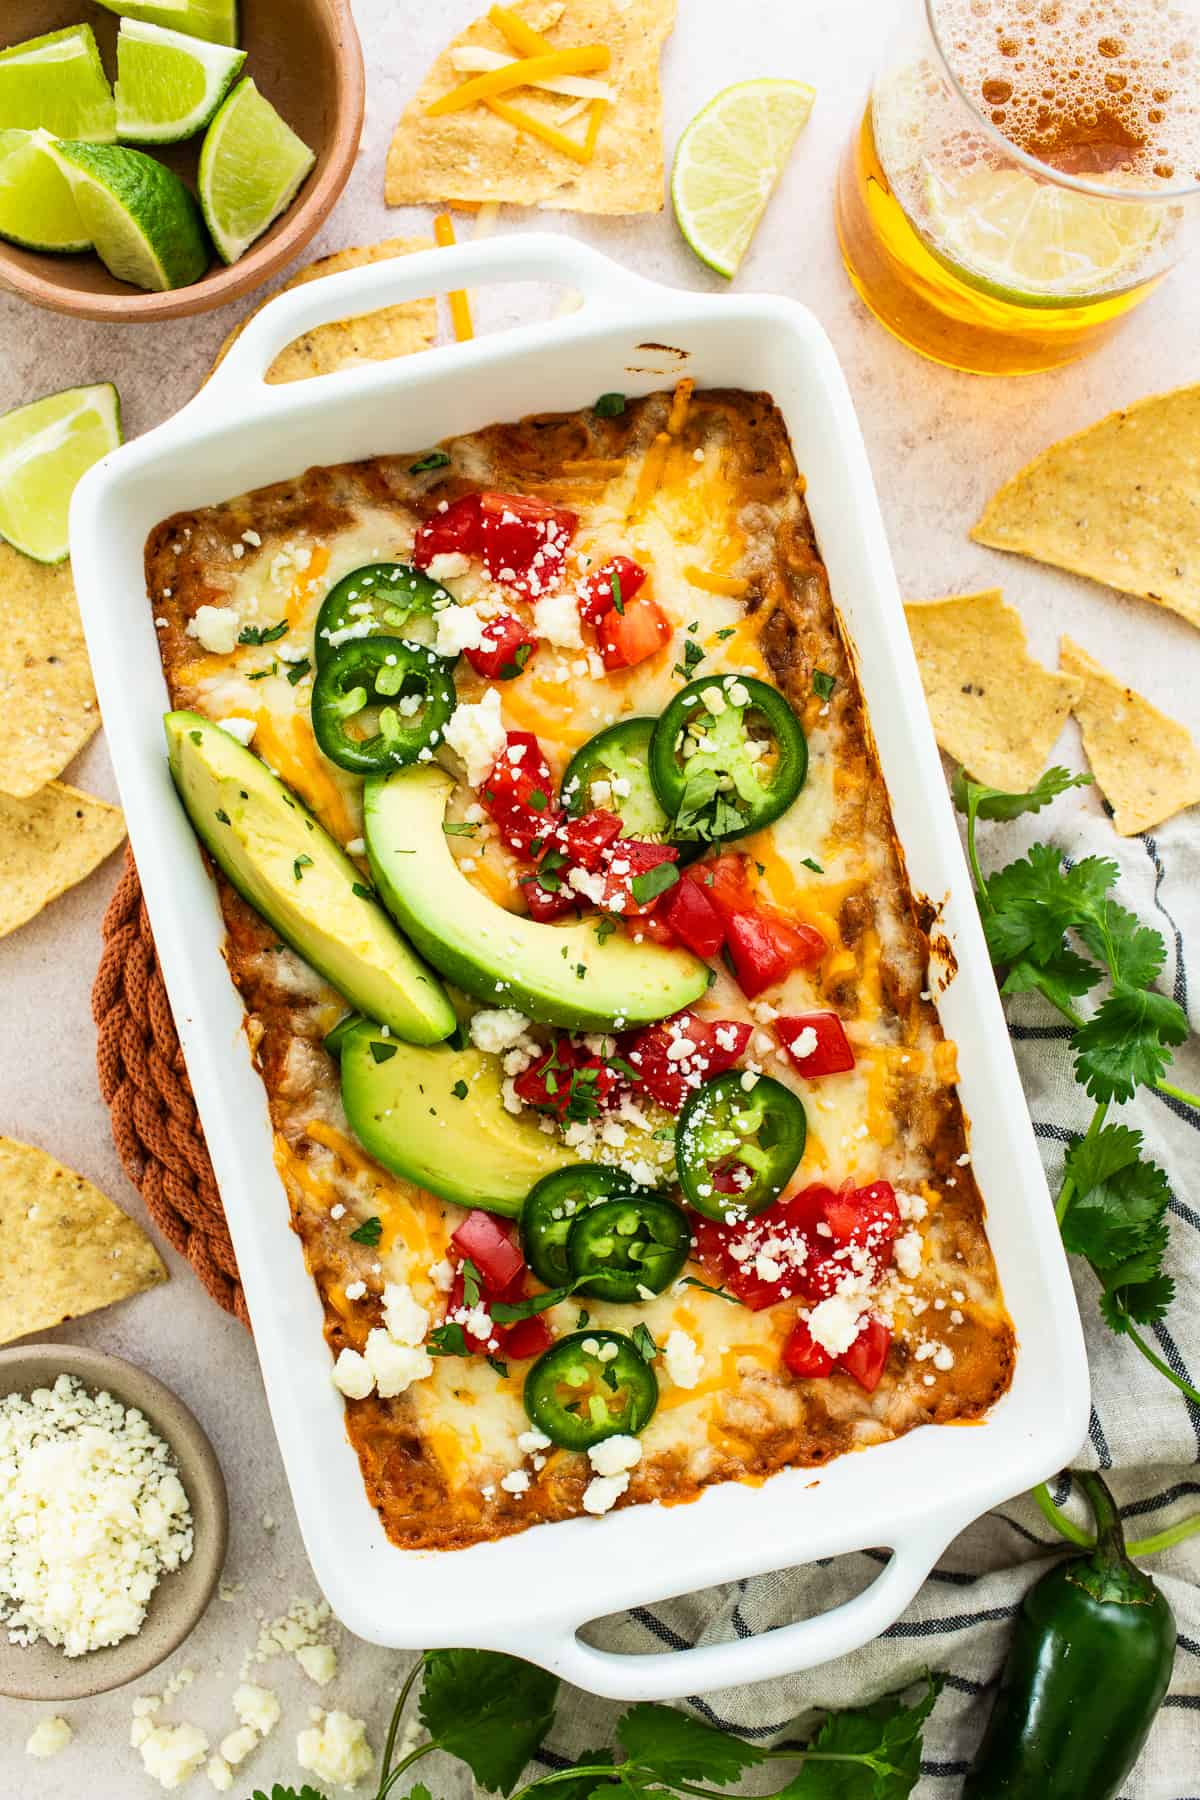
top-left (2, 0), bottom-right (1198, 1793)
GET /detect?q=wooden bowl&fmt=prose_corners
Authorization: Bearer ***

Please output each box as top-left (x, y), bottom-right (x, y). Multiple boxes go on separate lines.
top-left (0, 0), bottom-right (364, 322)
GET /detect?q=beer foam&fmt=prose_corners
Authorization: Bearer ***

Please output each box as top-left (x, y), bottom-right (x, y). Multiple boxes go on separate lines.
top-left (932, 0), bottom-right (1200, 188)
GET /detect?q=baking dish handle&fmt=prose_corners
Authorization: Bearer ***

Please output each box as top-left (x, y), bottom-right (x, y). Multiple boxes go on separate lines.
top-left (193, 232), bottom-right (656, 410)
top-left (516, 1518), bottom-right (959, 1702)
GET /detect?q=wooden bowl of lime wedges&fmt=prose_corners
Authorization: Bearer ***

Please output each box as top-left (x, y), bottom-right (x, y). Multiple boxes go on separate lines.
top-left (0, 0), bottom-right (364, 321)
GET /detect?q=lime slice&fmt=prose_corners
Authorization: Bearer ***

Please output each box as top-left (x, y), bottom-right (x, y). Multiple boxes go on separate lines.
top-left (925, 164), bottom-right (1160, 302)
top-left (198, 77), bottom-right (315, 265)
top-left (93, 0), bottom-right (239, 48)
top-left (116, 20), bottom-right (245, 145)
top-left (0, 384), bottom-right (122, 564)
top-left (0, 130), bottom-right (91, 253)
top-left (672, 79), bottom-right (816, 278)
top-left (49, 141), bottom-right (210, 292)
top-left (0, 25), bottom-right (116, 143)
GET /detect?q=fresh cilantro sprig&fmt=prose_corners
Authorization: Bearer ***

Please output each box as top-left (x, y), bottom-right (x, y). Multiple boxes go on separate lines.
top-left (262, 1650), bottom-right (941, 1800)
top-left (953, 764), bottom-right (1199, 1409)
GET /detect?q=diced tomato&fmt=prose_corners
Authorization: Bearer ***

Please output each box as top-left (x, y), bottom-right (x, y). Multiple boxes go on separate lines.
top-left (598, 840), bottom-right (678, 915)
top-left (479, 490), bottom-right (577, 598)
top-left (513, 1038), bottom-right (619, 1120)
top-left (504, 1314), bottom-right (555, 1361)
top-left (561, 809), bottom-right (623, 872)
top-left (726, 909), bottom-right (827, 998)
top-left (596, 595), bottom-right (672, 671)
top-left (519, 873), bottom-right (579, 922)
top-left (625, 910), bottom-right (677, 947)
top-left (837, 1317), bottom-right (892, 1393)
top-left (697, 853), bottom-right (755, 922)
top-left (481, 731), bottom-right (560, 858)
top-left (623, 1012), bottom-right (752, 1112)
top-left (691, 1184), bottom-right (895, 1313)
top-left (412, 493), bottom-right (484, 566)
top-left (777, 1012), bottom-right (856, 1078)
top-left (658, 871), bottom-right (726, 960)
top-left (821, 1180), bottom-right (900, 1279)
top-left (451, 1210), bottom-right (524, 1294)
top-left (464, 612), bottom-right (539, 681)
top-left (782, 1318), bottom-right (835, 1378)
top-left (576, 555), bottom-right (647, 627)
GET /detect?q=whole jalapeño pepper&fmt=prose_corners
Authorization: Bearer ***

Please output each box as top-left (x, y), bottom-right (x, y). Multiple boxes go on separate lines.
top-left (964, 1471), bottom-right (1176, 1798)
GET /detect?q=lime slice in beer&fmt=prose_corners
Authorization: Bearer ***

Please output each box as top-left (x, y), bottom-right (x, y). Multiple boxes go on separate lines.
top-left (925, 164), bottom-right (1160, 303)
top-left (0, 130), bottom-right (91, 253)
top-left (115, 19), bottom-right (246, 144)
top-left (672, 79), bottom-right (816, 278)
top-left (0, 384), bottom-right (122, 565)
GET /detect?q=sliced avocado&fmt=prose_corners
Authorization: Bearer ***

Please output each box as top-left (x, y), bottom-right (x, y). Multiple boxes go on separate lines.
top-left (363, 765), bottom-right (710, 1030)
top-left (339, 1019), bottom-right (577, 1215)
top-left (165, 711), bottom-right (455, 1045)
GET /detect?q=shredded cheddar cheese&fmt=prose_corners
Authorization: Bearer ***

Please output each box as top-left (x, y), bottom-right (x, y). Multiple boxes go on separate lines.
top-left (433, 213), bottom-right (474, 342)
top-left (428, 47), bottom-right (611, 117)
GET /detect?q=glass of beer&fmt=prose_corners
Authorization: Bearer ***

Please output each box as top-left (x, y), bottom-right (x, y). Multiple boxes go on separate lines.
top-left (836, 0), bottom-right (1200, 374)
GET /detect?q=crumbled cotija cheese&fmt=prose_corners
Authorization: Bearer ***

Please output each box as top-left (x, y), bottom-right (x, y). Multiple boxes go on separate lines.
top-left (186, 605), bottom-right (239, 655)
top-left (0, 1375), bottom-right (193, 1657)
top-left (663, 1330), bottom-right (705, 1391)
top-left (296, 1642), bottom-right (338, 1686)
top-left (296, 1709), bottom-right (374, 1790)
top-left (442, 687), bottom-right (507, 786)
top-left (25, 1716), bottom-right (72, 1758)
top-left (131, 1698), bottom-right (209, 1791)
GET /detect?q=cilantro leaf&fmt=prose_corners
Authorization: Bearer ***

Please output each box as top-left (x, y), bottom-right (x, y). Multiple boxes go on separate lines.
top-left (983, 844), bottom-right (1083, 963)
top-left (1073, 987), bottom-right (1188, 1103)
top-left (349, 1215), bottom-right (382, 1246)
top-left (531, 1756), bottom-right (619, 1800)
top-left (616, 1703), bottom-right (764, 1783)
top-left (1101, 1272), bottom-right (1175, 1332)
top-left (952, 763), bottom-right (1091, 822)
top-left (251, 1787), bottom-right (329, 1800)
top-left (419, 1650), bottom-right (558, 1794)
top-left (1075, 897), bottom-right (1167, 991)
top-left (1001, 948), bottom-right (1101, 1010)
top-left (1061, 1135), bottom-right (1170, 1270)
top-left (1061, 1121), bottom-right (1143, 1196)
top-left (777, 1675), bottom-right (940, 1798)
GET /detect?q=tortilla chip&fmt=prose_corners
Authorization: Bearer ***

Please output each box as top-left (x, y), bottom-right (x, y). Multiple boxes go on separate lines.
top-left (213, 237), bottom-right (438, 383)
top-left (1060, 637), bottom-right (1200, 835)
top-left (972, 384), bottom-right (1200, 633)
top-left (905, 590), bottom-right (1081, 791)
top-left (0, 780), bottom-right (125, 938)
top-left (0, 544), bottom-right (99, 799)
top-left (0, 1135), bottom-right (166, 1344)
top-left (386, 0), bottom-right (676, 214)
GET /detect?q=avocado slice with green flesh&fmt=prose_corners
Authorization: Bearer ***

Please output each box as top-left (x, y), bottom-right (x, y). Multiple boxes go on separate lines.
top-left (339, 1019), bottom-right (577, 1215)
top-left (363, 765), bottom-right (710, 1030)
top-left (165, 712), bottom-right (456, 1045)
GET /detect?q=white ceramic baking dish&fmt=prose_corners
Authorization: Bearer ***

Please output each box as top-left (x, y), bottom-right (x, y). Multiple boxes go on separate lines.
top-left (70, 234), bottom-right (1089, 1701)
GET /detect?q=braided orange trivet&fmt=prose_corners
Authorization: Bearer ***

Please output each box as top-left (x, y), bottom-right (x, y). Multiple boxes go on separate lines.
top-left (92, 847), bottom-right (251, 1329)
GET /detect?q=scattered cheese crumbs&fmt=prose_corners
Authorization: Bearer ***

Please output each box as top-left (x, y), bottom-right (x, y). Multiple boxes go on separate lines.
top-left (663, 1330), bottom-right (704, 1390)
top-left (26, 1716), bottom-right (72, 1758)
top-left (434, 603), bottom-right (487, 658)
top-left (425, 552), bottom-right (470, 581)
top-left (807, 1294), bottom-right (867, 1358)
top-left (296, 1710), bottom-right (374, 1791)
top-left (186, 605), bottom-right (239, 655)
top-left (582, 1473), bottom-right (630, 1516)
top-left (469, 1008), bottom-right (533, 1055)
top-left (218, 1724), bottom-right (258, 1767)
top-left (517, 1428), bottom-right (552, 1455)
top-left (206, 1755), bottom-right (233, 1791)
top-left (346, 838), bottom-right (365, 856)
top-left (443, 687), bottom-right (507, 785)
top-left (428, 1258), bottom-right (455, 1293)
top-left (296, 1643), bottom-right (337, 1686)
top-left (344, 1280), bottom-right (367, 1302)
top-left (361, 1331), bottom-right (433, 1399)
top-left (382, 1282), bottom-right (429, 1346)
top-left (533, 588), bottom-right (583, 648)
top-left (331, 1348), bottom-right (373, 1399)
top-left (500, 1468), bottom-right (530, 1496)
top-left (893, 1230), bottom-right (924, 1279)
top-left (234, 1683), bottom-right (281, 1737)
top-left (217, 716), bottom-right (256, 747)
top-left (131, 1699), bottom-right (209, 1792)
top-left (587, 1435), bottom-right (643, 1478)
top-left (0, 1374), bottom-right (193, 1657)
top-left (248, 1596), bottom-right (333, 1678)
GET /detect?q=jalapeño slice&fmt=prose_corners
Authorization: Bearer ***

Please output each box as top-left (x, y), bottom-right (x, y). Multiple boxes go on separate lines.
top-left (314, 562), bottom-right (454, 667)
top-left (649, 675), bottom-right (807, 843)
top-left (676, 1071), bottom-right (806, 1221)
top-left (521, 1164), bottom-right (632, 1288)
top-left (567, 1195), bottom-right (690, 1302)
top-left (311, 636), bottom-right (457, 775)
top-left (561, 717), bottom-right (672, 840)
top-left (524, 1330), bottom-right (659, 1452)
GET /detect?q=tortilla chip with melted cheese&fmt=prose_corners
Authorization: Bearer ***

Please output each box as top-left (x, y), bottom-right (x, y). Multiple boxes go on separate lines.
top-left (0, 545), bottom-right (99, 799)
top-left (972, 384), bottom-right (1200, 633)
top-left (0, 1136), bottom-right (166, 1344)
top-left (1060, 636), bottom-right (1200, 835)
top-left (904, 589), bottom-right (1080, 791)
top-left (385, 0), bottom-right (677, 214)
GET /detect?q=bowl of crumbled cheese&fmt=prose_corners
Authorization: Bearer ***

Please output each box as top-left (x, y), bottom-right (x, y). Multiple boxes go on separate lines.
top-left (0, 1343), bottom-right (228, 1700)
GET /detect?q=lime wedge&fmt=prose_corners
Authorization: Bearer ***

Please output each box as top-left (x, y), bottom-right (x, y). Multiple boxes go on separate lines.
top-left (0, 25), bottom-right (116, 143)
top-left (116, 20), bottom-right (245, 145)
top-left (0, 384), bottom-right (122, 564)
top-left (49, 140), bottom-right (210, 292)
top-left (672, 79), bottom-right (816, 278)
top-left (0, 130), bottom-right (91, 253)
top-left (925, 164), bottom-right (1160, 302)
top-left (198, 77), bottom-right (315, 265)
top-left (93, 0), bottom-right (239, 48)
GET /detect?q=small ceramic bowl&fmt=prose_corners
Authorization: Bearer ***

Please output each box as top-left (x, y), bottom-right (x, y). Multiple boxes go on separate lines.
top-left (0, 0), bottom-right (365, 322)
top-left (0, 1342), bottom-right (228, 1701)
